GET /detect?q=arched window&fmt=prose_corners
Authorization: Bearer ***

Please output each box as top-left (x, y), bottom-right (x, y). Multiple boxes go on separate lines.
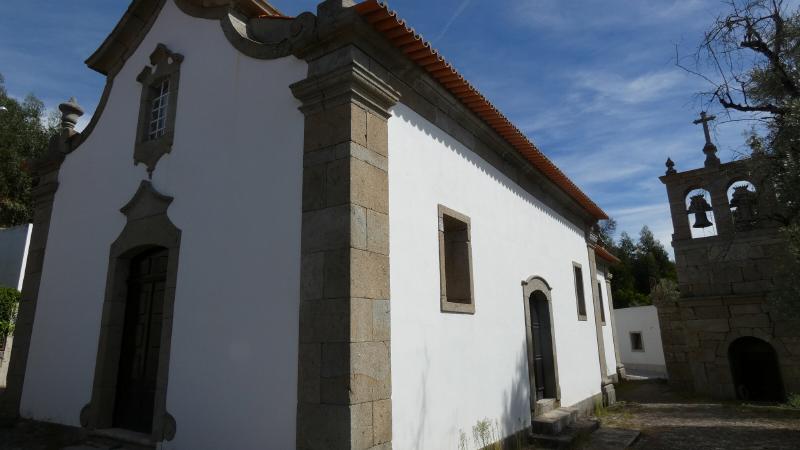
top-left (685, 188), bottom-right (718, 238)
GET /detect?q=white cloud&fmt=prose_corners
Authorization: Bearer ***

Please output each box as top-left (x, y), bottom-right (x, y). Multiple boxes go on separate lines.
top-left (509, 0), bottom-right (710, 32)
top-left (435, 0), bottom-right (473, 42)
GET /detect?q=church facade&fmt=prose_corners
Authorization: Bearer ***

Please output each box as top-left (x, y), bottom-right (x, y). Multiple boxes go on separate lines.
top-left (657, 115), bottom-right (800, 402)
top-left (0, 1), bottom-right (622, 449)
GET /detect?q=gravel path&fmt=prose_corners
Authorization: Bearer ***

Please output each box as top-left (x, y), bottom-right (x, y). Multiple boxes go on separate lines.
top-left (603, 380), bottom-right (800, 450)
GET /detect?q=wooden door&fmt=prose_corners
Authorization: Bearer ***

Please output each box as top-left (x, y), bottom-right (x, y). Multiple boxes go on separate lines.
top-left (529, 292), bottom-right (556, 400)
top-left (113, 248), bottom-right (168, 433)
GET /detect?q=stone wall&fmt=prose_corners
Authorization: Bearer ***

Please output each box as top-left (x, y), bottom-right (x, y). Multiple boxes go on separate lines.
top-left (658, 154), bottom-right (800, 400)
top-left (654, 293), bottom-right (800, 398)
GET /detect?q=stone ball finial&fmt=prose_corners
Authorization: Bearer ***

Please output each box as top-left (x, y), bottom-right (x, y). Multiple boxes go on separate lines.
top-left (666, 157), bottom-right (676, 175)
top-left (58, 97), bottom-right (84, 130)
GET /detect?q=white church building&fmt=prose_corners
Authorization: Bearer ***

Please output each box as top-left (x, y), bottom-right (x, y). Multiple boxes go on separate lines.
top-left (0, 1), bottom-right (624, 449)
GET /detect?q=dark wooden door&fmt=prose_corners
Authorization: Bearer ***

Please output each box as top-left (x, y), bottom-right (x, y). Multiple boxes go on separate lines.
top-left (113, 248), bottom-right (168, 433)
top-left (529, 292), bottom-right (556, 400)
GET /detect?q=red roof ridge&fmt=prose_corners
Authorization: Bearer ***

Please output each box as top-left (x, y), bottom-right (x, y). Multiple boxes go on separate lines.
top-left (354, 0), bottom-right (607, 220)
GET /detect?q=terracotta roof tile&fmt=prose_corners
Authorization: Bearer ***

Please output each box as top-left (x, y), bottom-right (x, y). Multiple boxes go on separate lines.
top-left (354, 0), bottom-right (607, 220)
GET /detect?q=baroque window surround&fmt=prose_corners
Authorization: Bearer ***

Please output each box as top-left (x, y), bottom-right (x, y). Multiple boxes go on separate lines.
top-left (134, 44), bottom-right (182, 176)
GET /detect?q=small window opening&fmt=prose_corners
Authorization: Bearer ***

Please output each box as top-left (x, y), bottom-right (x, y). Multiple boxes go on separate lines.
top-left (686, 188), bottom-right (718, 238)
top-left (630, 332), bottom-right (644, 351)
top-left (438, 206), bottom-right (474, 313)
top-left (148, 79), bottom-right (170, 141)
top-left (573, 264), bottom-right (587, 320)
top-left (597, 281), bottom-right (606, 324)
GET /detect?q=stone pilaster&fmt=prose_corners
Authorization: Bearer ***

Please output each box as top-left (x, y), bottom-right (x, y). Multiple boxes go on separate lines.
top-left (291, 53), bottom-right (399, 449)
top-left (0, 99), bottom-right (83, 421)
top-left (586, 241), bottom-right (615, 405)
top-left (604, 278), bottom-right (626, 380)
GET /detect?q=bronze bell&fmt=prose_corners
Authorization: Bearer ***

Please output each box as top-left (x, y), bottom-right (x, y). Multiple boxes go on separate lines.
top-left (687, 194), bottom-right (714, 228)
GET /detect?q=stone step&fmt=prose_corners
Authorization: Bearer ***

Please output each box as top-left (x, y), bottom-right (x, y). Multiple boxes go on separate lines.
top-left (531, 406), bottom-right (578, 435)
top-left (78, 428), bottom-right (156, 450)
top-left (529, 418), bottom-right (599, 449)
top-left (584, 427), bottom-right (641, 449)
top-left (535, 398), bottom-right (558, 416)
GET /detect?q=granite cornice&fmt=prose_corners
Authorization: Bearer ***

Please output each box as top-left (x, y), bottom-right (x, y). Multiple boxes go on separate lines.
top-left (291, 61), bottom-right (400, 118)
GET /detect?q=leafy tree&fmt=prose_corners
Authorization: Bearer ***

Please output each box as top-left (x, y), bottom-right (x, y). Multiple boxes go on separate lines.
top-left (686, 0), bottom-right (800, 314)
top-left (0, 286), bottom-right (20, 341)
top-left (606, 226), bottom-right (677, 308)
top-left (0, 73), bottom-right (56, 227)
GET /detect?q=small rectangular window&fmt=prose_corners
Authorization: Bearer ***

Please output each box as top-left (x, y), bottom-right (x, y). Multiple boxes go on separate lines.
top-left (630, 332), bottom-right (644, 351)
top-left (438, 205), bottom-right (474, 314)
top-left (148, 78), bottom-right (170, 141)
top-left (573, 263), bottom-right (587, 320)
top-left (597, 281), bottom-right (606, 325)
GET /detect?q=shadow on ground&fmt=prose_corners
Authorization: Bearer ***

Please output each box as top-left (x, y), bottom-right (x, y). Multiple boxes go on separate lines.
top-left (602, 379), bottom-right (800, 450)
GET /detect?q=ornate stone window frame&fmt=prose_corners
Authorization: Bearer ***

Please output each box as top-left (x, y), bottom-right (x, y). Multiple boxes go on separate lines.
top-left (83, 181), bottom-right (180, 443)
top-left (572, 262), bottom-right (588, 321)
top-left (134, 44), bottom-right (182, 176)
top-left (438, 204), bottom-right (475, 314)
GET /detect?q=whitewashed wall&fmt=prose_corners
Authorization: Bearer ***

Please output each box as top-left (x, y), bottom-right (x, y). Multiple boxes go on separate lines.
top-left (21, 2), bottom-right (307, 448)
top-left (597, 269), bottom-right (619, 379)
top-left (613, 305), bottom-right (667, 377)
top-left (0, 224), bottom-right (32, 290)
top-left (389, 104), bottom-right (605, 450)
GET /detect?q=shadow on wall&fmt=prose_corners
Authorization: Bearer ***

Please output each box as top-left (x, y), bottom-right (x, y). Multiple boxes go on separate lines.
top-left (392, 106), bottom-right (586, 239)
top-left (457, 339), bottom-right (531, 449)
top-left (499, 339), bottom-right (533, 443)
top-left (412, 346), bottom-right (430, 450)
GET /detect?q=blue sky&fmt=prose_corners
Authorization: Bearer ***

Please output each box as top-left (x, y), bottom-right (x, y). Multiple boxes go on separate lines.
top-left (0, 0), bottom-right (765, 252)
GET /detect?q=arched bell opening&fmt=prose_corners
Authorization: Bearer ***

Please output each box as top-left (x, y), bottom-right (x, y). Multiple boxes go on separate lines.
top-left (727, 180), bottom-right (758, 230)
top-left (685, 188), bottom-right (718, 239)
top-left (729, 336), bottom-right (785, 402)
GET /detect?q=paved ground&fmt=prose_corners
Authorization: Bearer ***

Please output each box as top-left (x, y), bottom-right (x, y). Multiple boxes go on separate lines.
top-left (2, 382), bottom-right (800, 449)
top-left (602, 379), bottom-right (800, 450)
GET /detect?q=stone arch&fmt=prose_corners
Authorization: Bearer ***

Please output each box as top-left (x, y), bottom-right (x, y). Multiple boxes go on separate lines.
top-left (685, 187), bottom-right (718, 238)
top-left (522, 275), bottom-right (561, 415)
top-left (728, 336), bottom-right (785, 401)
top-left (84, 181), bottom-right (180, 443)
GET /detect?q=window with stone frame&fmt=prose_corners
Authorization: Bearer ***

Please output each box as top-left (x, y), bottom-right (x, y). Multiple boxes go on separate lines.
top-left (597, 281), bottom-right (606, 325)
top-left (630, 332), bottom-right (645, 352)
top-left (438, 205), bottom-right (475, 314)
top-left (573, 263), bottom-right (587, 320)
top-left (134, 44), bottom-right (183, 176)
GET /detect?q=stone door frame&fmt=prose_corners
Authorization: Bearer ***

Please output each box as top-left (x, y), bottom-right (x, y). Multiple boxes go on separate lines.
top-left (522, 275), bottom-right (562, 415)
top-left (83, 181), bottom-right (179, 443)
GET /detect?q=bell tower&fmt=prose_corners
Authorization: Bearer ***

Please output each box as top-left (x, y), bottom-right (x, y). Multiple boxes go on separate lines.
top-left (655, 112), bottom-right (799, 400)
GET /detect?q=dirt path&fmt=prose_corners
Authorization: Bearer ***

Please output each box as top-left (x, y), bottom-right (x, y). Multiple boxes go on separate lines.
top-left (602, 380), bottom-right (800, 450)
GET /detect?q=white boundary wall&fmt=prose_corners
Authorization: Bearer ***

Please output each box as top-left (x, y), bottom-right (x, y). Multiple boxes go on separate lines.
top-left (613, 305), bottom-right (667, 378)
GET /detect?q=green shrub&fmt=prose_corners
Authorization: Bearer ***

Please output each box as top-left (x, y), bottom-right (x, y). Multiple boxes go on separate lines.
top-left (0, 285), bottom-right (21, 339)
top-left (784, 393), bottom-right (800, 409)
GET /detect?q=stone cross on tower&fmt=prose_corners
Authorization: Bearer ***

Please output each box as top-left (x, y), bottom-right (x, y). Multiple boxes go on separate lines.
top-left (693, 111), bottom-right (720, 167)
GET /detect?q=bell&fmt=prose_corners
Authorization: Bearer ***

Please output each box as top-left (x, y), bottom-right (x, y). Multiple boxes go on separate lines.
top-left (687, 194), bottom-right (714, 229)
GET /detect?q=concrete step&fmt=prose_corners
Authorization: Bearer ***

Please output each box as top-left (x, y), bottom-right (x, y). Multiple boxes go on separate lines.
top-left (531, 406), bottom-right (578, 435)
top-left (529, 418), bottom-right (599, 449)
top-left (584, 427), bottom-right (640, 449)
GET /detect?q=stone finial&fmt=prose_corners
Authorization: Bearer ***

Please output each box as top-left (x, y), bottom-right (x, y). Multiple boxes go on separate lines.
top-left (665, 157), bottom-right (676, 175)
top-left (58, 97), bottom-right (84, 130)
